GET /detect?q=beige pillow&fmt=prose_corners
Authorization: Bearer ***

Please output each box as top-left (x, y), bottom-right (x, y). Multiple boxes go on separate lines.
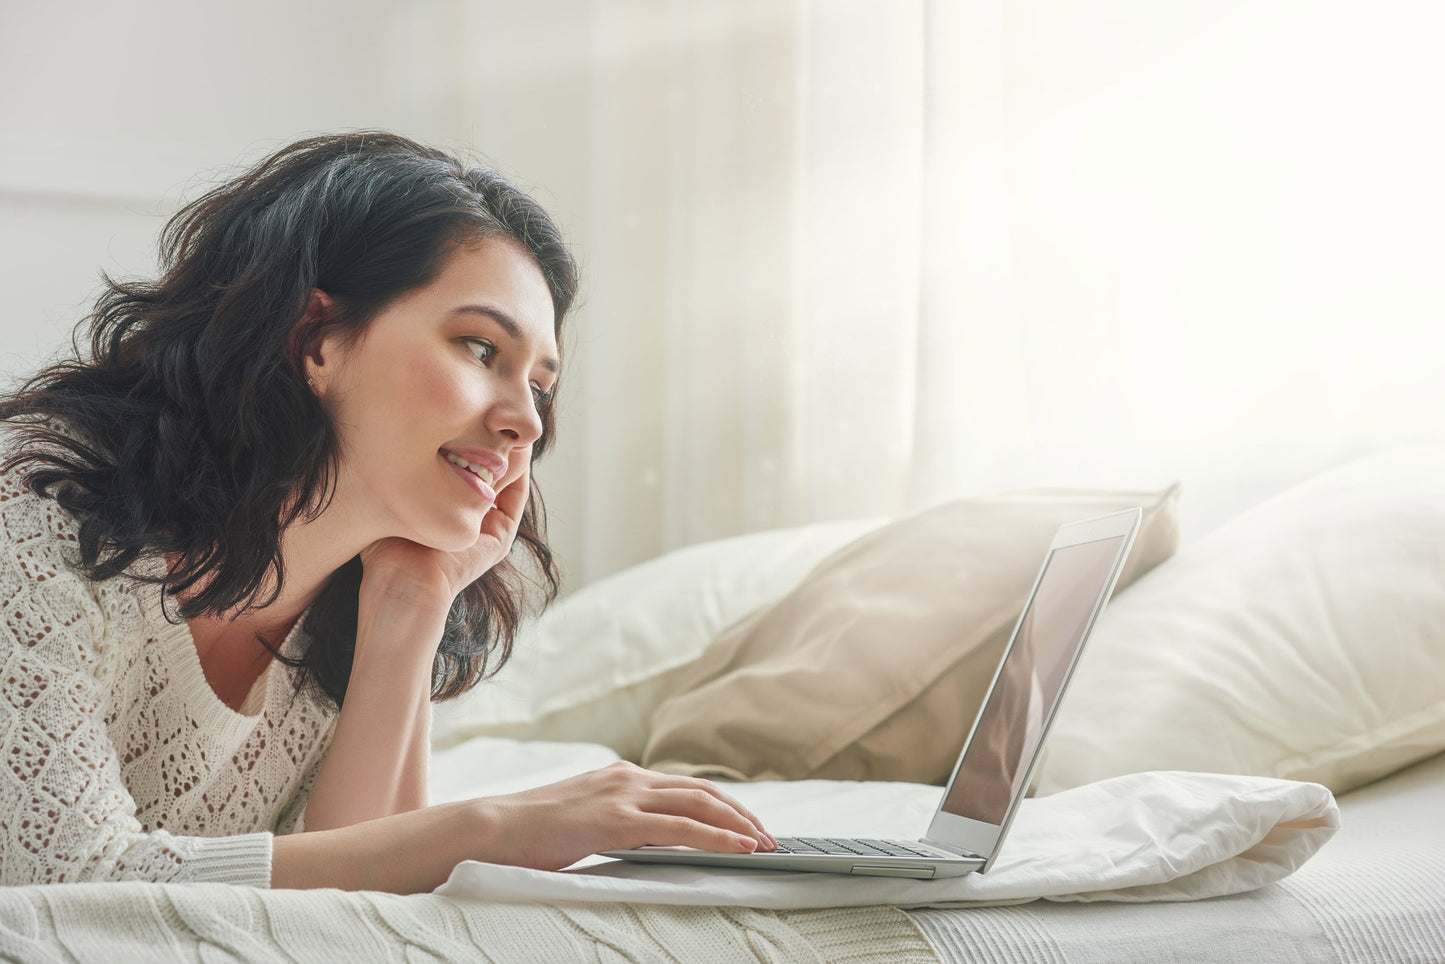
top-left (430, 517), bottom-right (887, 759)
top-left (642, 486), bottom-right (1181, 784)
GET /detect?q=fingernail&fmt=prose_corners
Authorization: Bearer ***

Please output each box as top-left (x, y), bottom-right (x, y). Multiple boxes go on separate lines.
top-left (736, 835), bottom-right (758, 853)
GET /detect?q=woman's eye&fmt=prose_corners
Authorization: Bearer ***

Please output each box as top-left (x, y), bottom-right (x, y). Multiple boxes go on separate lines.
top-left (465, 339), bottom-right (498, 363)
top-left (531, 384), bottom-right (555, 410)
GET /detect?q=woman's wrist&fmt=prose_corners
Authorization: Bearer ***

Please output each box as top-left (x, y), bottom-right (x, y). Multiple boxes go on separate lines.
top-left (358, 566), bottom-right (455, 613)
top-left (275, 800), bottom-right (488, 892)
top-left (352, 573), bottom-right (453, 666)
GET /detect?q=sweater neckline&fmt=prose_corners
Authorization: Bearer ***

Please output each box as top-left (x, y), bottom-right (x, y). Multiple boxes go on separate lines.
top-left (131, 555), bottom-right (311, 732)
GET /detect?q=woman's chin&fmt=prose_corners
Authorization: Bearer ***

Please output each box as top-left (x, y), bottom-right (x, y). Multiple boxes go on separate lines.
top-left (412, 513), bottom-right (489, 554)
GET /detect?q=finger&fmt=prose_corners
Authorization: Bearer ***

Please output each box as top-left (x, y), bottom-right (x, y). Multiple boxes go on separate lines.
top-left (479, 503), bottom-right (517, 546)
top-left (643, 775), bottom-right (771, 836)
top-left (634, 813), bottom-right (763, 855)
top-left (497, 453), bottom-right (532, 506)
top-left (491, 464), bottom-right (531, 527)
top-left (480, 467), bottom-right (530, 545)
top-left (693, 781), bottom-right (772, 844)
top-left (638, 792), bottom-right (774, 849)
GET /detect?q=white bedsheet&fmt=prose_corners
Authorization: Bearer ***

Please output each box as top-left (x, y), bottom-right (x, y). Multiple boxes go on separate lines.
top-left (909, 748), bottom-right (1445, 964)
top-left (428, 737), bottom-right (1338, 909)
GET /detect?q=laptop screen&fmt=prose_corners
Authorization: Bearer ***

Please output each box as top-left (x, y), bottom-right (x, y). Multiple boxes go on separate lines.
top-left (939, 534), bottom-right (1128, 825)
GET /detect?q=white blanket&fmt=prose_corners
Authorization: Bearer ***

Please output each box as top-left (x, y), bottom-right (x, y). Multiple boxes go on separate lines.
top-left (429, 739), bottom-right (1339, 910)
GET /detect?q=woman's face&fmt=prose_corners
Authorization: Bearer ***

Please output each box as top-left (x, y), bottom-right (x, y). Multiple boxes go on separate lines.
top-left (311, 238), bottom-right (559, 552)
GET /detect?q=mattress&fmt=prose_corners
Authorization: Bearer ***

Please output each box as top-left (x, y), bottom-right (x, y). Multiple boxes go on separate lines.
top-left (907, 749), bottom-right (1445, 963)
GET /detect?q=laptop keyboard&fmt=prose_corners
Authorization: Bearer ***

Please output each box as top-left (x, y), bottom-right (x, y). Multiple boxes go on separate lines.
top-left (770, 837), bottom-right (954, 859)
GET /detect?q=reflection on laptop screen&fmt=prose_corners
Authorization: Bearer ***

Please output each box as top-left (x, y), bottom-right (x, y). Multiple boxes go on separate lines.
top-left (940, 535), bottom-right (1127, 825)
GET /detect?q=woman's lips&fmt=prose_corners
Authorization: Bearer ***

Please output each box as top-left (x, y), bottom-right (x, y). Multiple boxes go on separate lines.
top-left (443, 447), bottom-right (508, 484)
top-left (443, 454), bottom-right (498, 503)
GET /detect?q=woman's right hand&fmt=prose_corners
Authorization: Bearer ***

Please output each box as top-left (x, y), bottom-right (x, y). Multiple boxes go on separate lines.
top-left (472, 761), bottom-right (777, 871)
top-left (274, 761), bottom-right (777, 892)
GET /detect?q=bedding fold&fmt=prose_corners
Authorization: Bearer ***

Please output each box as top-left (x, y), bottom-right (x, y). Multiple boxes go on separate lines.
top-left (436, 770), bottom-right (1339, 909)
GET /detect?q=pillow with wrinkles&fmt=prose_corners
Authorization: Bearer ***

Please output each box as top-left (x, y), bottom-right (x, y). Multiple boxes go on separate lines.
top-left (431, 516), bottom-right (888, 760)
top-left (1036, 445), bottom-right (1445, 795)
top-left (642, 485), bottom-right (1181, 784)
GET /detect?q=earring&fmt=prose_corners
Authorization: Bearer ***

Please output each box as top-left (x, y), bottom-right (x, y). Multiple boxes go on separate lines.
top-left (307, 378), bottom-right (315, 388)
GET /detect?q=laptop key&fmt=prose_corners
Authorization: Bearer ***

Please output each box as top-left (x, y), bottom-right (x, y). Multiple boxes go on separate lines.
top-left (773, 836), bottom-right (953, 859)
top-left (856, 838), bottom-right (947, 858)
top-left (774, 837), bottom-right (912, 858)
top-left (824, 838), bottom-right (899, 857)
top-left (797, 837), bottom-right (859, 855)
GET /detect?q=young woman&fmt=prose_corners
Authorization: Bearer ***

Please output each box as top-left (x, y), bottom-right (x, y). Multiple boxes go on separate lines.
top-left (0, 132), bottom-right (773, 892)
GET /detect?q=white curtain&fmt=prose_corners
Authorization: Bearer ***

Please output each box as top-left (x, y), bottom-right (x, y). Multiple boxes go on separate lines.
top-left (466, 0), bottom-right (1445, 591)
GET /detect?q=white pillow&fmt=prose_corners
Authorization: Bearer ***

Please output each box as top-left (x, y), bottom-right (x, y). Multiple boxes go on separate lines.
top-left (430, 517), bottom-right (888, 759)
top-left (1036, 444), bottom-right (1445, 795)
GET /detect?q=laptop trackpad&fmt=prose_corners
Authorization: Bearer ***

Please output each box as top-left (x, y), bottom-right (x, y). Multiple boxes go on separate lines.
top-left (849, 865), bottom-right (936, 879)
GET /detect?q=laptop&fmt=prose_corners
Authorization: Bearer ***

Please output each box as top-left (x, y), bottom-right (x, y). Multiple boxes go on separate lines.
top-left (602, 507), bottom-right (1141, 879)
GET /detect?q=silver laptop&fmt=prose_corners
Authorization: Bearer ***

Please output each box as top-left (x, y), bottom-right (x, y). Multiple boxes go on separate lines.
top-left (603, 507), bottom-right (1141, 879)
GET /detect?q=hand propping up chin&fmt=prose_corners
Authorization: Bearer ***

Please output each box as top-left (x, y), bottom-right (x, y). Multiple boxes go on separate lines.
top-left (359, 459), bottom-right (532, 607)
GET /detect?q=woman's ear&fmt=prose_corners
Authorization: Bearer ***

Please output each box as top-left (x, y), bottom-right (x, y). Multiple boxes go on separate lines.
top-left (294, 290), bottom-right (337, 392)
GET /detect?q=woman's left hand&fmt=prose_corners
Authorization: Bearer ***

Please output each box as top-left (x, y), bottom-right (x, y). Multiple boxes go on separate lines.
top-left (358, 458), bottom-right (532, 609)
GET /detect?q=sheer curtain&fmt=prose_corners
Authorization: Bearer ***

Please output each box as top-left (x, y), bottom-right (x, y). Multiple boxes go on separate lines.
top-left (465, 0), bottom-right (1444, 591)
top-left (467, 0), bottom-right (934, 587)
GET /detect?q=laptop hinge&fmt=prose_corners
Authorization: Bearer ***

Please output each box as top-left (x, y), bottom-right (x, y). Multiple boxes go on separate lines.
top-left (922, 837), bottom-right (984, 860)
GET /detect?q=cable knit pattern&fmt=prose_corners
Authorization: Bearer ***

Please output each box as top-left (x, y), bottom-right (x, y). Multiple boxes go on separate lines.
top-left (0, 885), bottom-right (940, 962)
top-left (0, 466), bottom-right (337, 886)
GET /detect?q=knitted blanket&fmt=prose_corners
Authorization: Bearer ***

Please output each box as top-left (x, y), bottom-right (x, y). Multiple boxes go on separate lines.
top-left (0, 884), bottom-right (936, 963)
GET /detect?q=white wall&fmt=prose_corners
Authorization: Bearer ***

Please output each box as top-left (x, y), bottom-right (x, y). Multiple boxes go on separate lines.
top-left (3, 1), bottom-right (1442, 592)
top-left (0, 0), bottom-right (468, 368)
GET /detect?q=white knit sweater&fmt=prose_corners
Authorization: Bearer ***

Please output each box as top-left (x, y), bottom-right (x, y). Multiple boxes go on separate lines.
top-left (0, 467), bottom-right (337, 886)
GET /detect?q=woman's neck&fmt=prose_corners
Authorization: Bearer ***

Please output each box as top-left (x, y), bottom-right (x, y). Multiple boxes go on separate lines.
top-left (181, 494), bottom-right (379, 710)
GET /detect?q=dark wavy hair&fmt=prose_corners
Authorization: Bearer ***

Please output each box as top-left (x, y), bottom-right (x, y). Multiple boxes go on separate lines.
top-left (0, 131), bottom-right (577, 707)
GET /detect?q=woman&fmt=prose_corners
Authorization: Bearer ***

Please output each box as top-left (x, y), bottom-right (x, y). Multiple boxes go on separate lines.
top-left (0, 131), bottom-right (773, 892)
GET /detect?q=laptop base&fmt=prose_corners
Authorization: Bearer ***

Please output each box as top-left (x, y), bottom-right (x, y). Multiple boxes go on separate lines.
top-left (600, 843), bottom-right (984, 879)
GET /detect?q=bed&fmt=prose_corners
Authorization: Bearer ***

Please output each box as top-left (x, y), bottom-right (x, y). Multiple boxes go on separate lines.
top-left (0, 744), bottom-right (1438, 962)
top-left (1, 444), bottom-right (1441, 962)
top-left (910, 748), bottom-right (1445, 963)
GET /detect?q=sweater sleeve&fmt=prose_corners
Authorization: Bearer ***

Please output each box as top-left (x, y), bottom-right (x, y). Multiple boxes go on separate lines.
top-left (0, 501), bottom-right (273, 886)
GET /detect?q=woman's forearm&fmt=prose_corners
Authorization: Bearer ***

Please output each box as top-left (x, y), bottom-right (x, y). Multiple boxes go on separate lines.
top-left (273, 799), bottom-right (482, 892)
top-left (303, 586), bottom-right (447, 831)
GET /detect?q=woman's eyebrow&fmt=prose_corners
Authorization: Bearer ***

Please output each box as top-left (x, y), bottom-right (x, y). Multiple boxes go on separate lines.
top-left (452, 304), bottom-right (560, 374)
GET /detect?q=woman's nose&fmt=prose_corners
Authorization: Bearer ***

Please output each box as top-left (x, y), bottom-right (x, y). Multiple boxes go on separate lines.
top-left (488, 381), bottom-right (544, 444)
